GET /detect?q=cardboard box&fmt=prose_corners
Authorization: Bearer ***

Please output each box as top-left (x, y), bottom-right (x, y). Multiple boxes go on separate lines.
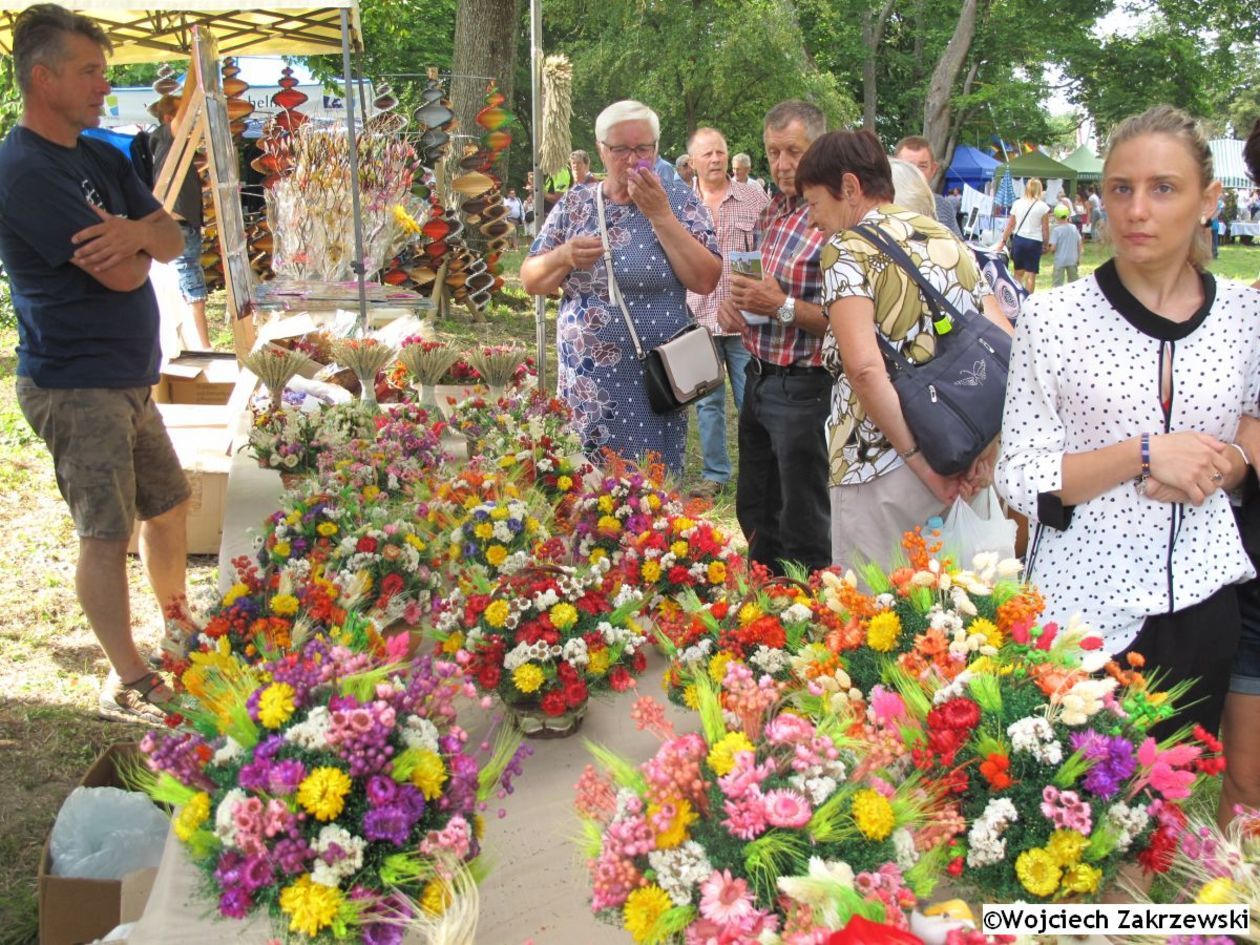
top-left (38, 743), bottom-right (159, 945)
top-left (155, 352), bottom-right (241, 405)
top-left (129, 403), bottom-right (236, 556)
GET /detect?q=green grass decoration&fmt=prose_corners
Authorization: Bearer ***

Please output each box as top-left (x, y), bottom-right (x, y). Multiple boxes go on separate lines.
top-left (584, 739), bottom-right (650, 795)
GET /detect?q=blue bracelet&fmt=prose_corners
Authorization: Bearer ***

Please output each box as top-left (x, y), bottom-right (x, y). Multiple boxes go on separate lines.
top-left (1140, 432), bottom-right (1151, 478)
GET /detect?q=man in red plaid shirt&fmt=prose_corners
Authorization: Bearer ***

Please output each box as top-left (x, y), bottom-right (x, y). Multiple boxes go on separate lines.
top-left (686, 126), bottom-right (769, 500)
top-left (717, 100), bottom-right (832, 574)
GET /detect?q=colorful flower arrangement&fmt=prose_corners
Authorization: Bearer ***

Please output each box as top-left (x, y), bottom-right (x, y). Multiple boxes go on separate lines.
top-left (139, 640), bottom-right (529, 943)
top-left (189, 555), bottom-right (349, 669)
top-left (450, 389), bottom-right (576, 451)
top-left (433, 562), bottom-right (648, 733)
top-left (440, 496), bottom-right (551, 580)
top-left (248, 401), bottom-right (380, 478)
top-left (659, 573), bottom-right (816, 709)
top-left (568, 459), bottom-right (681, 567)
top-left (1125, 806), bottom-right (1258, 944)
top-left (808, 530), bottom-right (1035, 697)
top-left (867, 641), bottom-right (1211, 903)
top-left (323, 515), bottom-right (447, 626)
top-left (315, 403), bottom-right (451, 496)
top-left (576, 682), bottom-right (946, 944)
top-left (792, 537), bottom-right (1218, 904)
top-left (622, 511), bottom-right (742, 619)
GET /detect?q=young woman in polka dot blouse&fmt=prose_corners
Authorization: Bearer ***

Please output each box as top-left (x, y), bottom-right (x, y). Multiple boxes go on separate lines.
top-left (997, 106), bottom-right (1260, 756)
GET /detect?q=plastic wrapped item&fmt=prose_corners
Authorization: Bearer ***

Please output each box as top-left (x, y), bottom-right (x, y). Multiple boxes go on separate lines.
top-left (50, 786), bottom-right (168, 879)
top-left (938, 487), bottom-right (1018, 566)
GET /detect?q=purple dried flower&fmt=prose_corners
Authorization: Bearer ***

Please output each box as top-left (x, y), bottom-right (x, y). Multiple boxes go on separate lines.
top-left (218, 886), bottom-right (252, 919)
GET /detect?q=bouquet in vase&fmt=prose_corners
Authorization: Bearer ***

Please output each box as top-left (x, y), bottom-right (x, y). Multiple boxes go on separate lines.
top-left (139, 640), bottom-right (529, 943)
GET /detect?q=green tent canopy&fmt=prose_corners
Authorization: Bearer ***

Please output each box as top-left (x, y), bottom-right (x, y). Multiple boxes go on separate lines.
top-left (995, 148), bottom-right (1078, 184)
top-left (1061, 144), bottom-right (1104, 182)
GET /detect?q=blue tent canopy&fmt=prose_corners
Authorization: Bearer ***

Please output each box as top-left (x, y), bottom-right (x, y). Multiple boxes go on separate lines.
top-left (82, 126), bottom-right (136, 157)
top-left (943, 145), bottom-right (1000, 191)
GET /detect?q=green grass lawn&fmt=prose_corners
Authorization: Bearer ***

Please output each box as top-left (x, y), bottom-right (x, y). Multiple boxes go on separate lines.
top-left (1078, 237), bottom-right (1260, 284)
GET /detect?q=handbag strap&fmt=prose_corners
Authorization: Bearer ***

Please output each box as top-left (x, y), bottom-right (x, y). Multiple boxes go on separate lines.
top-left (1012, 200), bottom-right (1036, 238)
top-left (850, 223), bottom-right (975, 374)
top-left (595, 185), bottom-right (647, 361)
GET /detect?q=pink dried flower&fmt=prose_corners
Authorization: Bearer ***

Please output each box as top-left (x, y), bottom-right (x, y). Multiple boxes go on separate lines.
top-left (698, 869), bottom-right (757, 925)
top-left (762, 788), bottom-right (813, 828)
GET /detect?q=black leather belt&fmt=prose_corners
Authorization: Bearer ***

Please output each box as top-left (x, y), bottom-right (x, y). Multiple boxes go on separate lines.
top-left (749, 359), bottom-right (828, 377)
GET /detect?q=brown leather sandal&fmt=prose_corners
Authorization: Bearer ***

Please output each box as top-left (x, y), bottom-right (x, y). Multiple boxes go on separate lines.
top-left (98, 671), bottom-right (175, 723)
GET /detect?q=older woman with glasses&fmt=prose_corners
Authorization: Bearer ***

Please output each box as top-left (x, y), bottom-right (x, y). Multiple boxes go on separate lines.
top-left (521, 100), bottom-right (721, 475)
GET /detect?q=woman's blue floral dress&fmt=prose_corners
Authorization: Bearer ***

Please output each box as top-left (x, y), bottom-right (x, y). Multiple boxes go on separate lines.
top-left (529, 180), bottom-right (719, 475)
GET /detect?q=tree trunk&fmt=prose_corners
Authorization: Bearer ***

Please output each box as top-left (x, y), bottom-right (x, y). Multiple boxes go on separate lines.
top-left (922, 0), bottom-right (981, 170)
top-left (935, 61), bottom-right (980, 190)
top-left (450, 0), bottom-right (521, 171)
top-left (860, 0), bottom-right (897, 133)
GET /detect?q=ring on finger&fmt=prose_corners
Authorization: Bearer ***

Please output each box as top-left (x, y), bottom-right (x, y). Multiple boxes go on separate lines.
top-left (1212, 472), bottom-right (1224, 483)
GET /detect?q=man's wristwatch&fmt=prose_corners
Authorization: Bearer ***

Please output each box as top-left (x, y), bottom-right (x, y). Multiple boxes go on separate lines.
top-left (775, 295), bottom-right (797, 325)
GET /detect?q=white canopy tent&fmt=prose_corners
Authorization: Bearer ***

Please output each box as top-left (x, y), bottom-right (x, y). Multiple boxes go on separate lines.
top-left (1210, 138), bottom-right (1252, 190)
top-left (0, 0), bottom-right (362, 63)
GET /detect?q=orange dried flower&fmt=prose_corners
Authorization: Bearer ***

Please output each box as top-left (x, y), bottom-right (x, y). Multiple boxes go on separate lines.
top-left (996, 587), bottom-right (1045, 633)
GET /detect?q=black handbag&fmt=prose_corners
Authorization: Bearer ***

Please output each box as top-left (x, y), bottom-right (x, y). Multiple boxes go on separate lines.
top-left (595, 186), bottom-right (725, 415)
top-left (851, 223), bottom-right (1012, 476)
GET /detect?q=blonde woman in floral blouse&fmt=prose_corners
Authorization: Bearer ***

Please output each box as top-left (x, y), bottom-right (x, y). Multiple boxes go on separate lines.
top-left (795, 130), bottom-right (1013, 570)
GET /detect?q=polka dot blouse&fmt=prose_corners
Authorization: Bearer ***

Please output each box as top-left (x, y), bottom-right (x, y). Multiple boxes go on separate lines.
top-left (996, 261), bottom-right (1260, 650)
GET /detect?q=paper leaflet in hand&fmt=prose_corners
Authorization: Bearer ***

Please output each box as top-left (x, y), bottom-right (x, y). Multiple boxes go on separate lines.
top-left (729, 250), bottom-right (770, 325)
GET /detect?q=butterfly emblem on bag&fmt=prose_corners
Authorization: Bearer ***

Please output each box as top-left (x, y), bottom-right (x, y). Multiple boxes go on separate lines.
top-left (954, 360), bottom-right (987, 387)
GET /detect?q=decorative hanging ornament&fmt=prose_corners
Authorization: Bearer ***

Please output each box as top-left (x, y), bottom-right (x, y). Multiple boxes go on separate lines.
top-left (152, 63), bottom-right (180, 97)
top-left (271, 66), bottom-right (309, 132)
top-left (221, 57), bottom-right (253, 137)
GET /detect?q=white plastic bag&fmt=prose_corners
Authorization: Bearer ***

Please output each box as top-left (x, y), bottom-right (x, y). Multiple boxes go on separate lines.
top-left (939, 487), bottom-right (1017, 567)
top-left (50, 786), bottom-right (168, 879)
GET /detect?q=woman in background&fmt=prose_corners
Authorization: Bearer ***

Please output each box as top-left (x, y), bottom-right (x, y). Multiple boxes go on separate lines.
top-left (996, 178), bottom-right (1051, 293)
top-left (521, 100), bottom-right (720, 476)
top-left (796, 134), bottom-right (1012, 569)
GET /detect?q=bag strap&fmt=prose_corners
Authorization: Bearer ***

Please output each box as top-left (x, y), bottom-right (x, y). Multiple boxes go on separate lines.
top-left (851, 223), bottom-right (975, 374)
top-left (595, 185), bottom-right (647, 361)
top-left (1012, 200), bottom-right (1036, 238)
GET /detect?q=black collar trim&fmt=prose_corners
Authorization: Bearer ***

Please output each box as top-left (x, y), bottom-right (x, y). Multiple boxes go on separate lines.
top-left (1094, 258), bottom-right (1215, 341)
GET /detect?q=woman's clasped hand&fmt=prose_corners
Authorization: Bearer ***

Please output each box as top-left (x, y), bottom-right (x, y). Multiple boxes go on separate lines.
top-left (1141, 431), bottom-right (1236, 506)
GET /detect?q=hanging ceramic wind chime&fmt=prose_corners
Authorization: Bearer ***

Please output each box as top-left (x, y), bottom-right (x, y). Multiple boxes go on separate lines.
top-left (403, 72), bottom-right (481, 311)
top-left (448, 82), bottom-right (514, 310)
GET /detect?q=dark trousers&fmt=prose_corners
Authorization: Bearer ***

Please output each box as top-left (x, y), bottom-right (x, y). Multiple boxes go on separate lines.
top-left (735, 363), bottom-right (832, 574)
top-left (1119, 585), bottom-right (1240, 739)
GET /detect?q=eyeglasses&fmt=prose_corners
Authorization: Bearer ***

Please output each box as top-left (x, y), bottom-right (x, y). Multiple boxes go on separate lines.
top-left (602, 141), bottom-right (657, 159)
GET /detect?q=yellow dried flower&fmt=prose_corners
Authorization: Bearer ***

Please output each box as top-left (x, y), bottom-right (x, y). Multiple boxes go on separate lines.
top-left (297, 767), bottom-right (352, 821)
top-left (866, 610), bottom-right (902, 652)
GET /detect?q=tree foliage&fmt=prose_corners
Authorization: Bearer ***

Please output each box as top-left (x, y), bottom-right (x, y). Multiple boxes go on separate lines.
top-left (307, 0), bottom-right (458, 122)
top-left (1065, 22), bottom-right (1221, 138)
top-left (540, 0), bottom-right (856, 164)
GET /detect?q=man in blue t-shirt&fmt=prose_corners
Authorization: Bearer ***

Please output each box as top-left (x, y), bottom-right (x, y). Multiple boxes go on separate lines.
top-left (0, 4), bottom-right (188, 721)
